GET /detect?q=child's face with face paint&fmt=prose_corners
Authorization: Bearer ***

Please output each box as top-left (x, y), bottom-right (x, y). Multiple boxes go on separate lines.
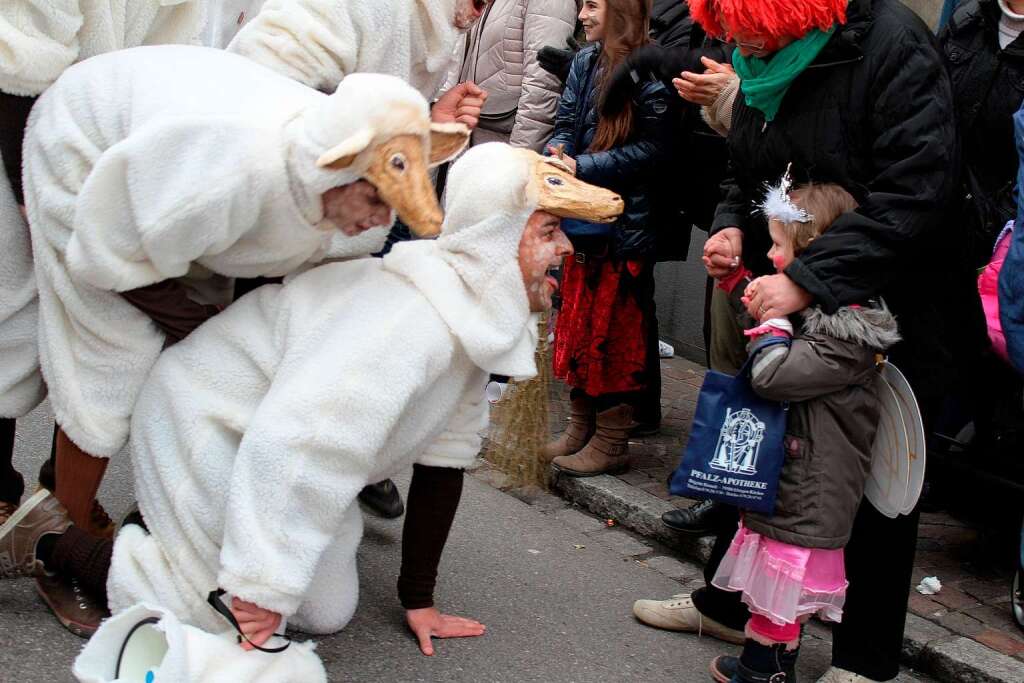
top-left (767, 219), bottom-right (796, 272)
top-left (518, 210), bottom-right (574, 312)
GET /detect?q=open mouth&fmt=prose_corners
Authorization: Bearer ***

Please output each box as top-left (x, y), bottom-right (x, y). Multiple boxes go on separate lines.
top-left (473, 0), bottom-right (487, 12)
top-left (545, 268), bottom-right (560, 292)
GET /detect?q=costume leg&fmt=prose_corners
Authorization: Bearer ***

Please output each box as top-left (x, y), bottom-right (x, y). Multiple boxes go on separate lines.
top-left (292, 504), bottom-right (363, 634)
top-left (53, 427), bottom-right (109, 535)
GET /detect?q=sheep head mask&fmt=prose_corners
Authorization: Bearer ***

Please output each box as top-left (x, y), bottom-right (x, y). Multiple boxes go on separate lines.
top-left (307, 74), bottom-right (470, 237)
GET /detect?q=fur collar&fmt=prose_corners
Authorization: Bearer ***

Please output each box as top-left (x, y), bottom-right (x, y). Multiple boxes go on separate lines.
top-left (800, 301), bottom-right (900, 350)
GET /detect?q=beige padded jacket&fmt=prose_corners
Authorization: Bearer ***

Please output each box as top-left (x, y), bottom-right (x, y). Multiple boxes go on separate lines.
top-left (446, 0), bottom-right (577, 151)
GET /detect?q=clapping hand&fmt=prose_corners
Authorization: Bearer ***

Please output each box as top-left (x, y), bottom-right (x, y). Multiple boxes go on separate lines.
top-left (673, 57), bottom-right (736, 107)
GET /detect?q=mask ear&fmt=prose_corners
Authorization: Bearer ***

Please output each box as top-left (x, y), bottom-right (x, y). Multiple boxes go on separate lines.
top-left (428, 122), bottom-right (470, 167)
top-left (316, 127), bottom-right (375, 169)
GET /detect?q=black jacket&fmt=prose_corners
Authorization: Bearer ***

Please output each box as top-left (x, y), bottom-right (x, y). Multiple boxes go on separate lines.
top-left (940, 0), bottom-right (1024, 268)
top-left (603, 2), bottom-right (733, 237)
top-left (713, 0), bottom-right (960, 399)
top-left (547, 44), bottom-right (676, 260)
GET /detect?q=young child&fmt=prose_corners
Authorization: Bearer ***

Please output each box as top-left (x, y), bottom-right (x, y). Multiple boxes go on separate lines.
top-left (710, 177), bottom-right (901, 683)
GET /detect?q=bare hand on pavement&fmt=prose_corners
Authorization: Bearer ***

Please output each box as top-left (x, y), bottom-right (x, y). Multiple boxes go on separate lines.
top-left (406, 606), bottom-right (486, 656)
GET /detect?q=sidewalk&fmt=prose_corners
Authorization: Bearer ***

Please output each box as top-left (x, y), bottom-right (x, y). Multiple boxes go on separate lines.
top-left (540, 356), bottom-right (1024, 683)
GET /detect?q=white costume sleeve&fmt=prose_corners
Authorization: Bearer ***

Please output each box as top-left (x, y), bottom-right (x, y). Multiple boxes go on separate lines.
top-left (0, 0), bottom-right (82, 96)
top-left (217, 319), bottom-right (454, 616)
top-left (226, 0), bottom-right (361, 92)
top-left (65, 118), bottom-right (289, 292)
top-left (416, 393), bottom-right (487, 469)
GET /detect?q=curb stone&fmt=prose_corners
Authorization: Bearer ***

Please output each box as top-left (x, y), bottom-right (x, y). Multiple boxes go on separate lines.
top-left (550, 468), bottom-right (1023, 683)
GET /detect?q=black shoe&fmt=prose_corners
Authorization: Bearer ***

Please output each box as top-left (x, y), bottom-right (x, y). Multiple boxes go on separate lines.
top-left (661, 499), bottom-right (722, 536)
top-left (738, 640), bottom-right (799, 683)
top-left (358, 480), bottom-right (405, 519)
top-left (709, 655), bottom-right (739, 683)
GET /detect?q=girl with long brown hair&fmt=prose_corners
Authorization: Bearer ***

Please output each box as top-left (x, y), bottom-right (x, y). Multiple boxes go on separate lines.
top-left (541, 0), bottom-right (676, 476)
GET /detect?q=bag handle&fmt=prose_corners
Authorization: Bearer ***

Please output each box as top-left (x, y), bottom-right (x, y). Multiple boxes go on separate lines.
top-left (736, 336), bottom-right (790, 377)
top-left (207, 589), bottom-right (291, 653)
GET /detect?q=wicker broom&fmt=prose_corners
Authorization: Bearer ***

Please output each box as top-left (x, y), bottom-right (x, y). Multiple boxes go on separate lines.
top-left (484, 315), bottom-right (553, 489)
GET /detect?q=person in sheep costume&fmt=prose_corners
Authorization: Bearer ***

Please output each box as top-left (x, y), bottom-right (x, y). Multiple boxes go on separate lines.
top-left (229, 0), bottom-right (483, 97)
top-left (0, 143), bottom-right (624, 659)
top-left (21, 44), bottom-right (469, 537)
top-left (229, 0), bottom-right (492, 519)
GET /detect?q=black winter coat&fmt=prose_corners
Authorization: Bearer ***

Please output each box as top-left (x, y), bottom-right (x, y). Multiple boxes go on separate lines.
top-left (941, 0), bottom-right (1024, 268)
top-left (547, 44), bottom-right (676, 260)
top-left (713, 0), bottom-right (960, 400)
top-left (603, 2), bottom-right (733, 240)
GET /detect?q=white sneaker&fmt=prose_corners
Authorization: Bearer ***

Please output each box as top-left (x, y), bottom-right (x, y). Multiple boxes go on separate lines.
top-left (631, 593), bottom-right (745, 644)
top-left (658, 340), bottom-right (674, 358)
top-left (816, 667), bottom-right (883, 683)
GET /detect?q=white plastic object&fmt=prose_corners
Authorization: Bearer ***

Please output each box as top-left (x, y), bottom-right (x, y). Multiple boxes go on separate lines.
top-left (485, 381), bottom-right (511, 404)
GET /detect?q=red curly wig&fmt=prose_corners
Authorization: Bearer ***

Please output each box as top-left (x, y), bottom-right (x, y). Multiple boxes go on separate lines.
top-left (689, 0), bottom-right (848, 41)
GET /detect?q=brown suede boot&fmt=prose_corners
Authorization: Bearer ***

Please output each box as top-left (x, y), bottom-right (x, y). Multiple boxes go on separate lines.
top-left (540, 393), bottom-right (596, 462)
top-left (551, 404), bottom-right (634, 476)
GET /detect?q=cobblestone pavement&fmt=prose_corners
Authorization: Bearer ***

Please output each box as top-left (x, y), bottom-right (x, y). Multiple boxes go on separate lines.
top-left (547, 356), bottom-right (1024, 665)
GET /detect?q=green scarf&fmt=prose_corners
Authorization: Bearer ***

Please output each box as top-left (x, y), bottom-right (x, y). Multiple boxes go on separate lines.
top-left (732, 27), bottom-right (836, 123)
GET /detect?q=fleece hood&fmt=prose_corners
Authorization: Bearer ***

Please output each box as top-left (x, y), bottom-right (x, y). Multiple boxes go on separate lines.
top-left (383, 143), bottom-right (541, 378)
top-left (285, 73), bottom-right (428, 233)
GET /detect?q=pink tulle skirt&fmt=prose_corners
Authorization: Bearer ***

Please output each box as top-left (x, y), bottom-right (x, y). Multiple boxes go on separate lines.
top-left (712, 524), bottom-right (848, 626)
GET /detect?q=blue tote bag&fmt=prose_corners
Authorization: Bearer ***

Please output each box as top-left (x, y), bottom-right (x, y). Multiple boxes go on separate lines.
top-left (669, 348), bottom-right (788, 515)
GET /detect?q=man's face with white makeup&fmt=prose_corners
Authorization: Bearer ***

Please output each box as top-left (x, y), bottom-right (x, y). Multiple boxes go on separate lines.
top-left (518, 210), bottom-right (574, 312)
top-left (454, 0), bottom-right (490, 29)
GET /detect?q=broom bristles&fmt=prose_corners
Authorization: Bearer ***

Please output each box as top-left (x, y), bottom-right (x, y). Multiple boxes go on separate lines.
top-left (484, 316), bottom-right (552, 489)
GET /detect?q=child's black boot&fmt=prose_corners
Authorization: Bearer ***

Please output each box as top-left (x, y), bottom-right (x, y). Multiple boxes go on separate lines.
top-left (709, 639), bottom-right (799, 683)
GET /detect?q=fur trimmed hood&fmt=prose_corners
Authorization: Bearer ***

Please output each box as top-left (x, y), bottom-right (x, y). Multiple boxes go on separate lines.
top-left (801, 301), bottom-right (901, 351)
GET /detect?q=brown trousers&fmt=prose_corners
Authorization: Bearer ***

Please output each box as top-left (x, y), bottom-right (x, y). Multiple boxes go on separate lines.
top-left (54, 280), bottom-right (221, 530)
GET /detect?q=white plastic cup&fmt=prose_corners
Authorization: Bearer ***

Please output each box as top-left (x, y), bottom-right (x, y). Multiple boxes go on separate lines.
top-left (486, 381), bottom-right (511, 404)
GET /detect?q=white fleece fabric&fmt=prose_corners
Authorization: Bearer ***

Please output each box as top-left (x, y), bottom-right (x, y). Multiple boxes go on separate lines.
top-left (227, 0), bottom-right (462, 98)
top-left (23, 45), bottom-right (430, 457)
top-left (0, 0), bottom-right (205, 96)
top-left (74, 603), bottom-right (326, 683)
top-left (0, 151), bottom-right (44, 418)
top-left (109, 143), bottom-right (542, 633)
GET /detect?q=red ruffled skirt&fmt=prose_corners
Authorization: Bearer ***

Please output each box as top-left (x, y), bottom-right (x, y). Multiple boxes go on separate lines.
top-left (553, 254), bottom-right (652, 396)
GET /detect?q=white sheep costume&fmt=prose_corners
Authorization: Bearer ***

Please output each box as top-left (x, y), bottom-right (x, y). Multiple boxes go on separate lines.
top-left (0, 0), bottom-right (205, 97)
top-left (0, 151), bottom-right (44, 418)
top-left (227, 0), bottom-right (463, 98)
top-left (22, 45), bottom-right (454, 459)
top-left (107, 142), bottom-right (544, 637)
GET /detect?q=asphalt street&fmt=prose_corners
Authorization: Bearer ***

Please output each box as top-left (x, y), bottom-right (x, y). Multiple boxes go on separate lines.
top-left (2, 403), bottom-right (929, 682)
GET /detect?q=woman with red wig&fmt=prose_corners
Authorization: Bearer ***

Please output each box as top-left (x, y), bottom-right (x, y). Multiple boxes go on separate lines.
top-left (539, 0), bottom-right (676, 476)
top-left (633, 1), bottom-right (964, 682)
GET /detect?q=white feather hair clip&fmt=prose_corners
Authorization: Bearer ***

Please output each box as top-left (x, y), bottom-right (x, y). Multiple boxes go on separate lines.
top-left (758, 164), bottom-right (813, 225)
